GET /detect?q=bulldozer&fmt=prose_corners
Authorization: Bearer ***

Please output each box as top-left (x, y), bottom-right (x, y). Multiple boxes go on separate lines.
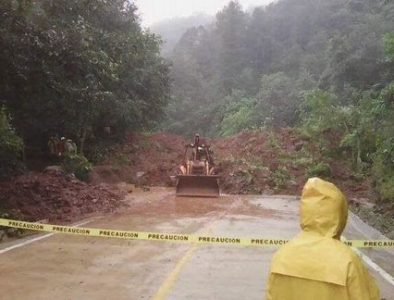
top-left (175, 134), bottom-right (220, 197)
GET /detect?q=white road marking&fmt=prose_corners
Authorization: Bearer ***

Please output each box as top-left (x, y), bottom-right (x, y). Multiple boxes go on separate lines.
top-left (355, 248), bottom-right (394, 286)
top-left (0, 220), bottom-right (93, 255)
top-left (342, 235), bottom-right (394, 287)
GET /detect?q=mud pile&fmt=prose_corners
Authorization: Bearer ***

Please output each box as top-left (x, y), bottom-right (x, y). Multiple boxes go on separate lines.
top-left (93, 130), bottom-right (371, 198)
top-left (91, 133), bottom-right (187, 186)
top-left (213, 129), bottom-right (303, 195)
top-left (213, 129), bottom-right (372, 198)
top-left (0, 171), bottom-right (126, 222)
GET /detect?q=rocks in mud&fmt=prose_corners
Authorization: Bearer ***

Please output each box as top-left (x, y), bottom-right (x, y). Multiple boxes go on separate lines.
top-left (136, 171), bottom-right (146, 179)
top-left (44, 165), bottom-right (64, 174)
top-left (0, 172), bottom-right (126, 222)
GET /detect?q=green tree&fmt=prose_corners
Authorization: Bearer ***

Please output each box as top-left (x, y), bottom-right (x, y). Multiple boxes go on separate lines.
top-left (216, 1), bottom-right (248, 92)
top-left (0, 0), bottom-right (170, 156)
top-left (255, 72), bottom-right (315, 127)
top-left (219, 90), bottom-right (256, 136)
top-left (0, 108), bottom-right (24, 178)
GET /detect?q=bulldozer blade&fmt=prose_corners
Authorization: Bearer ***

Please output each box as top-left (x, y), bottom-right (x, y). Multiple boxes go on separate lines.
top-left (176, 175), bottom-right (220, 198)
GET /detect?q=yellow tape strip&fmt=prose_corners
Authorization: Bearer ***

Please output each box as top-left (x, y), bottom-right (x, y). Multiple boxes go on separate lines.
top-left (0, 218), bottom-right (393, 249)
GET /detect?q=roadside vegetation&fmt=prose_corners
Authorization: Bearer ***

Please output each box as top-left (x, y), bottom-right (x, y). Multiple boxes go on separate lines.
top-left (0, 108), bottom-right (24, 179)
top-left (0, 0), bottom-right (170, 174)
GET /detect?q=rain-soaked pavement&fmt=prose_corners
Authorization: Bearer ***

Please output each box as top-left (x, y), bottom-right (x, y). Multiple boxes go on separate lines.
top-left (0, 186), bottom-right (393, 299)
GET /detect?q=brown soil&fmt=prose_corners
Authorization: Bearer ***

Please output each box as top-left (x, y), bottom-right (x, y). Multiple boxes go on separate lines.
top-left (213, 129), bottom-right (373, 200)
top-left (92, 129), bottom-right (373, 201)
top-left (213, 129), bottom-right (302, 195)
top-left (0, 129), bottom-right (374, 225)
top-left (90, 132), bottom-right (187, 186)
top-left (0, 170), bottom-right (126, 223)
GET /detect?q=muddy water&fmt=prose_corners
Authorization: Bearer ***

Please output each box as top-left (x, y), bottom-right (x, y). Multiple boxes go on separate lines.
top-left (0, 187), bottom-right (393, 299)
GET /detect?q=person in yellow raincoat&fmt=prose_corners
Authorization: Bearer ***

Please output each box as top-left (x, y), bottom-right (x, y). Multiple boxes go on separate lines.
top-left (266, 177), bottom-right (380, 300)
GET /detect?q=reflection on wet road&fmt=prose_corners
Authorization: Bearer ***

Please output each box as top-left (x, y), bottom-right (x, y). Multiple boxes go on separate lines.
top-left (0, 187), bottom-right (393, 299)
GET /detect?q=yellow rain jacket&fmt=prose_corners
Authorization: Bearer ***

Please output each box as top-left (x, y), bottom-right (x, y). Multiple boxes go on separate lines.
top-left (266, 177), bottom-right (380, 300)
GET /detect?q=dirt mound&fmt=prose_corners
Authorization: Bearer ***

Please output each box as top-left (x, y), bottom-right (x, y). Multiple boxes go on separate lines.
top-left (92, 130), bottom-right (371, 199)
top-left (91, 132), bottom-right (187, 186)
top-left (0, 171), bottom-right (126, 222)
top-left (212, 129), bottom-right (303, 195)
top-left (213, 129), bottom-right (372, 198)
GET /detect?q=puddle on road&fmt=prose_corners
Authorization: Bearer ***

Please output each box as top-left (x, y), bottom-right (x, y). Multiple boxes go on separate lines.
top-left (123, 191), bottom-right (281, 220)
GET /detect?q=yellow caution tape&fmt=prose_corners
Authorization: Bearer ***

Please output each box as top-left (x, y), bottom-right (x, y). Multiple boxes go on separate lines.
top-left (0, 218), bottom-right (393, 249)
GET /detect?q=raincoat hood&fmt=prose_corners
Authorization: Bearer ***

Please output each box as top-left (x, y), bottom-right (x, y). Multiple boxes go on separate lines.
top-left (269, 178), bottom-right (352, 287)
top-left (267, 178), bottom-right (380, 299)
top-left (300, 177), bottom-right (348, 239)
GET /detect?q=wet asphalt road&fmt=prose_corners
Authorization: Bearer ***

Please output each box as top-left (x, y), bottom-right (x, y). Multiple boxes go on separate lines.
top-left (0, 187), bottom-right (393, 299)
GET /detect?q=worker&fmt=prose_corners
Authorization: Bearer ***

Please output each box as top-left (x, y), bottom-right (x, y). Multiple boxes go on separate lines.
top-left (266, 177), bottom-right (380, 300)
top-left (48, 136), bottom-right (57, 156)
top-left (186, 133), bottom-right (202, 160)
top-left (189, 133), bottom-right (212, 161)
top-left (57, 137), bottom-right (66, 156)
top-left (65, 139), bottom-right (77, 154)
top-left (186, 133), bottom-right (200, 148)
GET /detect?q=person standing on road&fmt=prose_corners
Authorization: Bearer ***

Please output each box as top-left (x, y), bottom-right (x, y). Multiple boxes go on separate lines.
top-left (266, 177), bottom-right (380, 300)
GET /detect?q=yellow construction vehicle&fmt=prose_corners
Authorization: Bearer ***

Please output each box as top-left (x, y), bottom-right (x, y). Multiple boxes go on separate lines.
top-left (176, 134), bottom-right (220, 197)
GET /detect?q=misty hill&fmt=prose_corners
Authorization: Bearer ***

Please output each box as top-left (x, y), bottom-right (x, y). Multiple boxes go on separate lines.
top-left (162, 0), bottom-right (394, 209)
top-left (151, 13), bottom-right (214, 57)
top-left (164, 0), bottom-right (394, 136)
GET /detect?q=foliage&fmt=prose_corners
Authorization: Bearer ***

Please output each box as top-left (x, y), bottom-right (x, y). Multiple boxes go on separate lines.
top-left (271, 166), bottom-right (291, 190)
top-left (255, 72), bottom-right (314, 127)
top-left (299, 90), bottom-right (345, 156)
top-left (219, 91), bottom-right (256, 136)
top-left (0, 0), bottom-right (170, 154)
top-left (307, 162), bottom-right (332, 179)
top-left (0, 108), bottom-right (24, 178)
top-left (300, 90), bottom-right (341, 133)
top-left (62, 154), bottom-right (92, 182)
top-left (158, 0), bottom-right (394, 205)
top-left (369, 82), bottom-right (394, 202)
top-left (163, 0), bottom-right (394, 136)
top-left (384, 33), bottom-right (394, 61)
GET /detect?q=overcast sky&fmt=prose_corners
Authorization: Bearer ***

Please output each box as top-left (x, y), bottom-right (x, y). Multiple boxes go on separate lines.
top-left (134, 0), bottom-right (275, 26)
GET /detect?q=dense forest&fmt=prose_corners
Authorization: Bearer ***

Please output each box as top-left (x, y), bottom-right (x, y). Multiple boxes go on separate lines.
top-left (0, 0), bottom-right (170, 175)
top-left (1, 0), bottom-right (393, 206)
top-left (161, 0), bottom-right (394, 204)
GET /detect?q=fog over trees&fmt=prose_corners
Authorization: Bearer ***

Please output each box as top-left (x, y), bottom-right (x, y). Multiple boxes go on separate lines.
top-left (151, 13), bottom-right (213, 57)
top-left (158, 0), bottom-right (394, 203)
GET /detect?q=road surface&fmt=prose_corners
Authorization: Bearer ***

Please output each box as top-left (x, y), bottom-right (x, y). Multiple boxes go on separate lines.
top-left (0, 186), bottom-right (393, 299)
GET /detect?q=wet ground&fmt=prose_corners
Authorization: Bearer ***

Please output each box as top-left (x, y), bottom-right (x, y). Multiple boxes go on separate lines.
top-left (0, 186), bottom-right (393, 299)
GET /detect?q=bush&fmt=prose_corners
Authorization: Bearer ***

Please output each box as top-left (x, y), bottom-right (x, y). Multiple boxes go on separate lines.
top-left (271, 166), bottom-right (291, 190)
top-left (307, 162), bottom-right (332, 178)
top-left (372, 149), bottom-right (394, 203)
top-left (62, 154), bottom-right (92, 181)
top-left (0, 108), bottom-right (24, 179)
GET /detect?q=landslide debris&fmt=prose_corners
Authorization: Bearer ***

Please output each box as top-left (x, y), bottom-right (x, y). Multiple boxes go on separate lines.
top-left (91, 133), bottom-right (186, 186)
top-left (0, 170), bottom-right (126, 223)
top-left (92, 130), bottom-right (372, 199)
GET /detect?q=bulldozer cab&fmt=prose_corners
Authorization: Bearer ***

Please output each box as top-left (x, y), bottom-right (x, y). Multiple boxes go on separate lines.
top-left (176, 140), bottom-right (219, 197)
top-left (184, 145), bottom-right (211, 164)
